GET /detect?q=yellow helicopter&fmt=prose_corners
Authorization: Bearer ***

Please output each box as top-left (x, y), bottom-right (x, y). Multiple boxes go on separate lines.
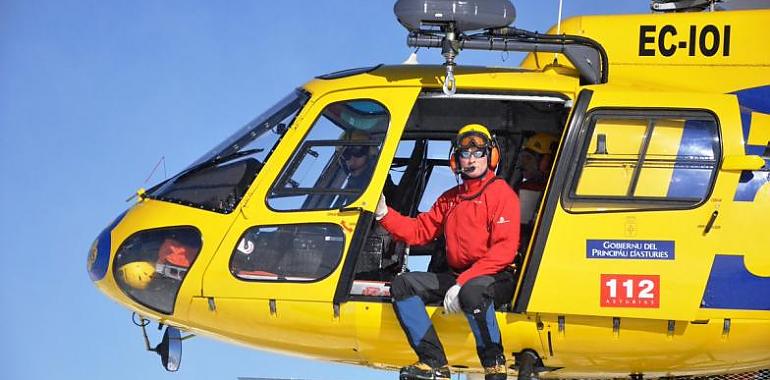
top-left (88, 0), bottom-right (770, 378)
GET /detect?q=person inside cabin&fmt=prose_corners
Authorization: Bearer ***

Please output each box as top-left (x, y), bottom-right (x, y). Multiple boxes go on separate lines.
top-left (341, 144), bottom-right (376, 190)
top-left (513, 133), bottom-right (558, 252)
top-left (335, 130), bottom-right (397, 208)
top-left (515, 133), bottom-right (558, 193)
top-left (375, 124), bottom-right (520, 380)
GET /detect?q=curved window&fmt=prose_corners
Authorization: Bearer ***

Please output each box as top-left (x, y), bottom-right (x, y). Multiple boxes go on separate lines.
top-left (565, 110), bottom-right (720, 211)
top-left (267, 99), bottom-right (389, 211)
top-left (147, 89), bottom-right (310, 213)
top-left (113, 227), bottom-right (202, 314)
top-left (230, 224), bottom-right (344, 282)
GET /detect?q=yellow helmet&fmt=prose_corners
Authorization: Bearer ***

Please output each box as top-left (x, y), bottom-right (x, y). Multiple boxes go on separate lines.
top-left (117, 261), bottom-right (156, 290)
top-left (452, 123), bottom-right (500, 171)
top-left (524, 133), bottom-right (559, 155)
top-left (343, 130), bottom-right (371, 141)
top-left (456, 123), bottom-right (492, 147)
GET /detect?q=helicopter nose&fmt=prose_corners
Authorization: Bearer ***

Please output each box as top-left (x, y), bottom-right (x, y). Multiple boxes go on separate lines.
top-left (87, 211), bottom-right (127, 282)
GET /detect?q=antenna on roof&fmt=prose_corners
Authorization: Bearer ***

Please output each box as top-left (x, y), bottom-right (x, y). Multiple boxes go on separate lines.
top-left (555, 0), bottom-right (564, 62)
top-left (403, 48), bottom-right (420, 65)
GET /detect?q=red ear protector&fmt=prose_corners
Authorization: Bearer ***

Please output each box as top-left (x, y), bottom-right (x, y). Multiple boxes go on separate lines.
top-left (489, 141), bottom-right (500, 170)
top-left (448, 132), bottom-right (500, 174)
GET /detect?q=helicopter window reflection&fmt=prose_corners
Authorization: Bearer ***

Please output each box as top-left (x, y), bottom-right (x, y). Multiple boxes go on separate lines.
top-left (267, 99), bottom-right (389, 211)
top-left (570, 111), bottom-right (719, 210)
top-left (190, 89), bottom-right (310, 168)
top-left (113, 227), bottom-right (202, 314)
top-left (147, 90), bottom-right (309, 214)
top-left (230, 224), bottom-right (345, 282)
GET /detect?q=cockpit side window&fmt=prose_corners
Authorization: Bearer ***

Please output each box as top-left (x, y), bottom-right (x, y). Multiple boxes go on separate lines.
top-left (267, 99), bottom-right (390, 211)
top-left (565, 110), bottom-right (720, 211)
top-left (230, 224), bottom-right (344, 282)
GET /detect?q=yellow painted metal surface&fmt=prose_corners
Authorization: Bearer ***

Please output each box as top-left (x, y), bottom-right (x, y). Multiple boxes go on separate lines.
top-left (722, 155), bottom-right (766, 171)
top-left (303, 64), bottom-right (579, 98)
top-left (537, 314), bottom-right (770, 377)
top-left (185, 297), bottom-right (361, 362)
top-left (521, 10), bottom-right (770, 93)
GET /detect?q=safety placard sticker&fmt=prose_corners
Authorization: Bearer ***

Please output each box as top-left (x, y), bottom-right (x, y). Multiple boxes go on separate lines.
top-left (587, 240), bottom-right (675, 260)
top-left (600, 274), bottom-right (660, 308)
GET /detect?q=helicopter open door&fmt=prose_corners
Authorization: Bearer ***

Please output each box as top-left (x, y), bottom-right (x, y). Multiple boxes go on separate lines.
top-left (516, 86), bottom-right (744, 322)
top-left (188, 85), bottom-right (420, 355)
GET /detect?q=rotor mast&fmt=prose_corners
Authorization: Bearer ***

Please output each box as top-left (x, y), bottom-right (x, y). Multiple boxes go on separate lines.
top-left (394, 0), bottom-right (609, 94)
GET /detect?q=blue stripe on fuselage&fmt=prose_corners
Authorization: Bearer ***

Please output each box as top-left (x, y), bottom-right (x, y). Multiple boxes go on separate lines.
top-left (701, 254), bottom-right (770, 311)
top-left (88, 210), bottom-right (127, 281)
top-left (733, 86), bottom-right (770, 116)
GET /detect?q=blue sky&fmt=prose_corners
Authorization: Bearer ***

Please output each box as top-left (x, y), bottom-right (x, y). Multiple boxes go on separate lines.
top-left (0, 1), bottom-right (648, 379)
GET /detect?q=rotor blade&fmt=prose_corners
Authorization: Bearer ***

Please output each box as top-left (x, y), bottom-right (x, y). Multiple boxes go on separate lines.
top-left (238, 377), bottom-right (315, 380)
top-left (719, 0), bottom-right (770, 10)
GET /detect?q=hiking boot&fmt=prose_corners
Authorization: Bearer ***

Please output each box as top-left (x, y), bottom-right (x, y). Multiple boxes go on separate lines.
top-left (399, 361), bottom-right (451, 380)
top-left (484, 356), bottom-right (508, 380)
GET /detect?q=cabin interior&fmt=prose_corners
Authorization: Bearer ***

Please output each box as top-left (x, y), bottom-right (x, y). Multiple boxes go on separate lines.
top-left (349, 90), bottom-right (571, 303)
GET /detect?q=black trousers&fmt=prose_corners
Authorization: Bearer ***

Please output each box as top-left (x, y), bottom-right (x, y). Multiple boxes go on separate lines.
top-left (390, 269), bottom-right (515, 368)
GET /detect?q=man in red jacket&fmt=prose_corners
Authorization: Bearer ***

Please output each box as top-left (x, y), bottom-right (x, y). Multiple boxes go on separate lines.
top-left (376, 124), bottom-right (520, 380)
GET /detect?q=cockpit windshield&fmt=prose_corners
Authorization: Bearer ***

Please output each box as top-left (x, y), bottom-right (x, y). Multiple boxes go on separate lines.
top-left (147, 89), bottom-right (310, 213)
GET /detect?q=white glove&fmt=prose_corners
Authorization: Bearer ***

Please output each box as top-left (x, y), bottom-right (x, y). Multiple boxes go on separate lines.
top-left (443, 284), bottom-right (462, 314)
top-left (375, 194), bottom-right (388, 220)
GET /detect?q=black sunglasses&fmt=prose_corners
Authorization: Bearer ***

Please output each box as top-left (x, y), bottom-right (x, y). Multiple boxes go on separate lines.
top-left (342, 146), bottom-right (368, 160)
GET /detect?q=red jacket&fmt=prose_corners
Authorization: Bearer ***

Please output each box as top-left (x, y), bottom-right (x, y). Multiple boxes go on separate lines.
top-left (380, 171), bottom-right (520, 285)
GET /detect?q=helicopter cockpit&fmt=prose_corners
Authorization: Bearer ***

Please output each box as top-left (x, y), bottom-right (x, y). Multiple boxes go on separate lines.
top-left (230, 98), bottom-right (393, 282)
top-left (110, 90), bottom-right (312, 313)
